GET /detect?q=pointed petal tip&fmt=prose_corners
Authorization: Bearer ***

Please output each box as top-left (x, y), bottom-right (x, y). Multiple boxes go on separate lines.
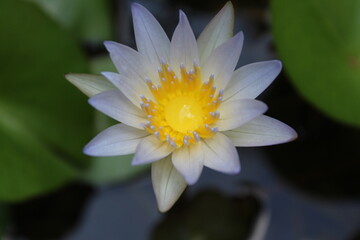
top-left (131, 2), bottom-right (143, 11)
top-left (256, 100), bottom-right (269, 115)
top-left (179, 9), bottom-right (186, 19)
top-left (131, 153), bottom-right (148, 166)
top-left (131, 157), bottom-right (141, 166)
top-left (288, 126), bottom-right (298, 142)
top-left (103, 40), bottom-right (118, 52)
top-left (271, 59), bottom-right (282, 70)
top-left (87, 95), bottom-right (96, 105)
top-left (131, 2), bottom-right (151, 18)
top-left (178, 10), bottom-right (191, 27)
top-left (64, 73), bottom-right (75, 83)
top-left (158, 202), bottom-right (173, 213)
top-left (65, 73), bottom-right (86, 82)
top-left (182, 170), bottom-right (201, 185)
top-left (237, 31), bottom-right (244, 39)
top-left (156, 187), bottom-right (185, 212)
top-left (275, 59), bottom-right (282, 67)
top-left (232, 164), bottom-right (241, 174)
top-left (82, 143), bottom-right (97, 157)
top-left (224, 1), bottom-right (234, 8)
top-left (186, 177), bottom-right (199, 186)
top-left (100, 71), bottom-right (115, 79)
top-left (64, 73), bottom-right (72, 79)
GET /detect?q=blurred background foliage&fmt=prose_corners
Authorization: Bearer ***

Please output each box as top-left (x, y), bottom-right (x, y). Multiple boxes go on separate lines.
top-left (272, 0), bottom-right (360, 127)
top-left (0, 0), bottom-right (359, 239)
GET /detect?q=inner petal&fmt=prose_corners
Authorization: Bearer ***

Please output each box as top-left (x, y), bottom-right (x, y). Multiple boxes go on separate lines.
top-left (164, 96), bottom-right (203, 133)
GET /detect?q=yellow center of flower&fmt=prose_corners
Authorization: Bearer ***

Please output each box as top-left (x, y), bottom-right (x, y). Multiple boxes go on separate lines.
top-left (164, 96), bottom-right (203, 133)
top-left (140, 61), bottom-right (222, 148)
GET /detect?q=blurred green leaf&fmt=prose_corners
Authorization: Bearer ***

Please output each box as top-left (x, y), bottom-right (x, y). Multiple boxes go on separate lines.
top-left (90, 55), bottom-right (117, 74)
top-left (271, 0), bottom-right (360, 126)
top-left (84, 155), bottom-right (149, 184)
top-left (29, 0), bottom-right (112, 42)
top-left (0, 0), bottom-right (92, 201)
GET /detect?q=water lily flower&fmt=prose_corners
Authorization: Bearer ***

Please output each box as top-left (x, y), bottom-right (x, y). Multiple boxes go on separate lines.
top-left (66, 2), bottom-right (297, 212)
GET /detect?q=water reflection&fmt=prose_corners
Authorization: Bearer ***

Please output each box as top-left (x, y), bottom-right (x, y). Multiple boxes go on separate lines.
top-left (151, 189), bottom-right (261, 240)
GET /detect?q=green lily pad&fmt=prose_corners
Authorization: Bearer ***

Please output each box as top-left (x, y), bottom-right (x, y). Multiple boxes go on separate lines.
top-left (90, 55), bottom-right (117, 74)
top-left (271, 0), bottom-right (360, 127)
top-left (29, 0), bottom-right (112, 42)
top-left (0, 0), bottom-right (92, 201)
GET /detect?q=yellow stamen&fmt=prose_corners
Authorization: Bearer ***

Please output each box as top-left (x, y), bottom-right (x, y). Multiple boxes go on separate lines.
top-left (141, 62), bottom-right (222, 148)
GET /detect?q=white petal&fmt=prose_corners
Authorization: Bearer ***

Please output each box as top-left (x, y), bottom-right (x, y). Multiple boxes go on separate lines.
top-left (172, 142), bottom-right (204, 185)
top-left (131, 3), bottom-right (170, 67)
top-left (197, 2), bottom-right (234, 64)
top-left (89, 90), bottom-right (146, 129)
top-left (216, 99), bottom-right (268, 131)
top-left (152, 156), bottom-right (187, 212)
top-left (224, 115), bottom-right (297, 146)
top-left (103, 41), bottom-right (151, 82)
top-left (65, 74), bottom-right (115, 97)
top-left (202, 32), bottom-right (244, 91)
top-left (224, 60), bottom-right (282, 102)
top-left (102, 72), bottom-right (154, 108)
top-left (170, 10), bottom-right (199, 75)
top-left (202, 133), bottom-right (240, 174)
top-left (83, 124), bottom-right (149, 156)
top-left (132, 135), bottom-right (174, 165)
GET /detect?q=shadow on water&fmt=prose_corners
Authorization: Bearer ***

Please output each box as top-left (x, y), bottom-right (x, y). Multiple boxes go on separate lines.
top-left (264, 73), bottom-right (360, 199)
top-left (9, 183), bottom-right (93, 240)
top-left (151, 189), bottom-right (262, 240)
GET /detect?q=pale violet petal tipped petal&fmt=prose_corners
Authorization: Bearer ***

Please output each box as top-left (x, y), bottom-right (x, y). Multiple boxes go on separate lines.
top-left (88, 90), bottom-right (146, 129)
top-left (197, 2), bottom-right (234, 64)
top-left (224, 115), bottom-right (297, 146)
top-left (103, 41), bottom-right (152, 82)
top-left (202, 32), bottom-right (244, 91)
top-left (131, 3), bottom-right (170, 67)
top-left (216, 99), bottom-right (268, 131)
top-left (202, 133), bottom-right (240, 174)
top-left (170, 10), bottom-right (199, 74)
top-left (152, 156), bottom-right (187, 212)
top-left (224, 60), bottom-right (282, 101)
top-left (102, 72), bottom-right (154, 107)
top-left (172, 142), bottom-right (204, 185)
top-left (84, 124), bottom-right (149, 156)
top-left (132, 135), bottom-right (174, 165)
top-left (65, 74), bottom-right (116, 97)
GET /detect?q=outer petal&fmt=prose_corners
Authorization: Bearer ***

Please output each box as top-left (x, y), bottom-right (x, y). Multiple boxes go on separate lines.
top-left (65, 74), bottom-right (116, 97)
top-left (202, 133), bottom-right (240, 174)
top-left (202, 32), bottom-right (244, 91)
top-left (197, 2), bottom-right (234, 64)
top-left (132, 135), bottom-right (174, 165)
top-left (172, 142), bottom-right (204, 185)
top-left (83, 124), bottom-right (149, 156)
top-left (216, 99), bottom-right (268, 131)
top-left (104, 41), bottom-right (152, 82)
top-left (102, 72), bottom-right (154, 108)
top-left (89, 90), bottom-right (146, 129)
top-left (152, 156), bottom-right (187, 212)
top-left (224, 115), bottom-right (297, 146)
top-left (132, 3), bottom-right (170, 67)
top-left (224, 60), bottom-right (282, 102)
top-left (170, 11), bottom-right (199, 75)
